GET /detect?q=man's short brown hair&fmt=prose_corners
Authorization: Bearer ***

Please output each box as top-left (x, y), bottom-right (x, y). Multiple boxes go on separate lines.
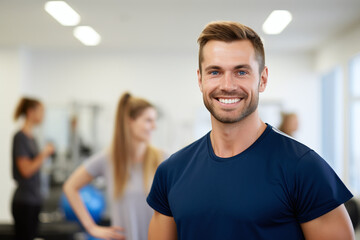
top-left (197, 21), bottom-right (265, 74)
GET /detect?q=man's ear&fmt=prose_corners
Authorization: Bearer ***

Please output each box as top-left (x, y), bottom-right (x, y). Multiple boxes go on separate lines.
top-left (259, 66), bottom-right (268, 93)
top-left (197, 69), bottom-right (203, 92)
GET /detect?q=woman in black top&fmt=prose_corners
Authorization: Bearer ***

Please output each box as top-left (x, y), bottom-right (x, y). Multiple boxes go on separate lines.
top-left (12, 97), bottom-right (54, 240)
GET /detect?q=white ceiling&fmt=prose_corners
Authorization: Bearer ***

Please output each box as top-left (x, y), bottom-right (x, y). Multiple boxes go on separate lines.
top-left (1, 0), bottom-right (360, 53)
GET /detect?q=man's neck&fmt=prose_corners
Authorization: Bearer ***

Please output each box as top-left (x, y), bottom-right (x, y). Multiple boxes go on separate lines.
top-left (210, 110), bottom-right (267, 158)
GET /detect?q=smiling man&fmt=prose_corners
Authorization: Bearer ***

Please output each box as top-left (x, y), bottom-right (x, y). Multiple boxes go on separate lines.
top-left (146, 21), bottom-right (354, 240)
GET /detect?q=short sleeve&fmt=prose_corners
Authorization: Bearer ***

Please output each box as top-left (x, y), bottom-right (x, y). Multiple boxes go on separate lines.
top-left (13, 134), bottom-right (29, 159)
top-left (83, 151), bottom-right (107, 178)
top-left (147, 161), bottom-right (173, 216)
top-left (294, 150), bottom-right (353, 223)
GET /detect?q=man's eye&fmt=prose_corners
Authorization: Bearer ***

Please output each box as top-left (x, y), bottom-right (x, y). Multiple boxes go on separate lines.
top-left (237, 71), bottom-right (246, 76)
top-left (210, 71), bottom-right (219, 75)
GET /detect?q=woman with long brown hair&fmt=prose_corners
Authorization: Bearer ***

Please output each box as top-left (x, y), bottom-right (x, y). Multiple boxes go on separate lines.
top-left (63, 92), bottom-right (162, 240)
top-left (12, 97), bottom-right (55, 240)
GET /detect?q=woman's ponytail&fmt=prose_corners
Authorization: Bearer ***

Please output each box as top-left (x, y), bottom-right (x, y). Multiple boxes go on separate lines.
top-left (117, 92), bottom-right (131, 146)
top-left (111, 92), bottom-right (132, 198)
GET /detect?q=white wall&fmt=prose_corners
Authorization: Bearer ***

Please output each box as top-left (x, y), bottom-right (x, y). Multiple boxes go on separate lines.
top-left (315, 22), bottom-right (360, 73)
top-left (264, 52), bottom-right (321, 152)
top-left (22, 49), bottom-right (203, 153)
top-left (0, 49), bottom-right (22, 223)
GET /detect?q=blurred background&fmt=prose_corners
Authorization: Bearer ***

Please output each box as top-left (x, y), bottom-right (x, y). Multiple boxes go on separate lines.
top-left (1, 0), bottom-right (360, 238)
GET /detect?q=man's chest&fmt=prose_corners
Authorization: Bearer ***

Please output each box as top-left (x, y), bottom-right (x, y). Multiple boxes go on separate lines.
top-left (168, 160), bottom-right (295, 225)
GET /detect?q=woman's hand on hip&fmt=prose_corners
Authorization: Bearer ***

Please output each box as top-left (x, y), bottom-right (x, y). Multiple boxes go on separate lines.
top-left (88, 225), bottom-right (126, 240)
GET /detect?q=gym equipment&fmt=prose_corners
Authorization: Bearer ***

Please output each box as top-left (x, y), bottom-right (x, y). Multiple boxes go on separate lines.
top-left (344, 198), bottom-right (360, 229)
top-left (60, 185), bottom-right (106, 223)
top-left (0, 222), bottom-right (81, 240)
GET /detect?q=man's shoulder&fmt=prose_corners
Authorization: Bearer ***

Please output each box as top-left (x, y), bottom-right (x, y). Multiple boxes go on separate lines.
top-left (266, 125), bottom-right (313, 160)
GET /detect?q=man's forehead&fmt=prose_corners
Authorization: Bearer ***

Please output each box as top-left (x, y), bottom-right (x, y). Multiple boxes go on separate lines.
top-left (201, 40), bottom-right (257, 66)
top-left (203, 39), bottom-right (254, 53)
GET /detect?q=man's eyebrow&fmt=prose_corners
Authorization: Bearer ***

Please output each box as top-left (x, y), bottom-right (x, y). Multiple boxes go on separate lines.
top-left (204, 64), bottom-right (252, 72)
top-left (204, 65), bottom-right (222, 72)
top-left (234, 64), bottom-right (252, 70)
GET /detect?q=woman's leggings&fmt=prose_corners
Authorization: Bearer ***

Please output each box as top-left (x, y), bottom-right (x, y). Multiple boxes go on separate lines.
top-left (12, 201), bottom-right (41, 240)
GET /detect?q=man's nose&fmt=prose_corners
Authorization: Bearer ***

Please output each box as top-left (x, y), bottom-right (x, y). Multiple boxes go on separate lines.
top-left (219, 72), bottom-right (237, 92)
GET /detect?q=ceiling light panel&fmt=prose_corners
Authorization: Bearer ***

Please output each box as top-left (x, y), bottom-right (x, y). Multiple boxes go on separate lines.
top-left (262, 10), bottom-right (292, 35)
top-left (45, 1), bottom-right (81, 26)
top-left (73, 26), bottom-right (101, 46)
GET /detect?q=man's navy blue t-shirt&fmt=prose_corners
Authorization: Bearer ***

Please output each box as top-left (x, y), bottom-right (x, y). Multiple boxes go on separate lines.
top-left (147, 124), bottom-right (353, 239)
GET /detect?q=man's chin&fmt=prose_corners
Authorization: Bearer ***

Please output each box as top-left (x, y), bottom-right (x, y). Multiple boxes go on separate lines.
top-left (211, 113), bottom-right (243, 124)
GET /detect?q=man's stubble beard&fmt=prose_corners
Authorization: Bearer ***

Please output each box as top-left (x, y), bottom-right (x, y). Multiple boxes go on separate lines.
top-left (203, 89), bottom-right (259, 124)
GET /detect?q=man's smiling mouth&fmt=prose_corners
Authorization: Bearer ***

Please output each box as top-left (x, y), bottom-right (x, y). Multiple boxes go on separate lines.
top-left (217, 98), bottom-right (242, 104)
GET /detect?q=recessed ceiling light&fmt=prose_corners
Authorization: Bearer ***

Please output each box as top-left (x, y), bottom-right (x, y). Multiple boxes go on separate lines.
top-left (73, 26), bottom-right (101, 46)
top-left (44, 1), bottom-right (80, 26)
top-left (262, 10), bottom-right (292, 35)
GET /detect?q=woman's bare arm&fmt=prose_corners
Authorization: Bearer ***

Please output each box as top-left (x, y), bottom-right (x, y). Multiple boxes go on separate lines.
top-left (63, 165), bottom-right (125, 240)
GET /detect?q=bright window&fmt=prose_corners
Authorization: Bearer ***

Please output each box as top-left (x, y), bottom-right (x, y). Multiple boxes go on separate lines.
top-left (321, 67), bottom-right (343, 175)
top-left (349, 54), bottom-right (360, 193)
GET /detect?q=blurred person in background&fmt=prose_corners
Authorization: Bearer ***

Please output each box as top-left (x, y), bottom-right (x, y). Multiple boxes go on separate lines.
top-left (278, 112), bottom-right (299, 137)
top-left (68, 115), bottom-right (92, 166)
top-left (63, 92), bottom-right (163, 240)
top-left (12, 97), bottom-right (55, 240)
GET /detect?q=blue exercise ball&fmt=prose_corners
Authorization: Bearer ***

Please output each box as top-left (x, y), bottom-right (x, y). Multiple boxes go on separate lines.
top-left (60, 185), bottom-right (106, 223)
top-left (86, 233), bottom-right (104, 240)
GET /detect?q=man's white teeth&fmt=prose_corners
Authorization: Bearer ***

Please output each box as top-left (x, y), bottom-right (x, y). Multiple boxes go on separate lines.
top-left (219, 98), bottom-right (241, 104)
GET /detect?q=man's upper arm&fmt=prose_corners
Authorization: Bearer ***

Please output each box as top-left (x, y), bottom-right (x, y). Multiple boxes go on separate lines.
top-left (301, 204), bottom-right (354, 240)
top-left (148, 211), bottom-right (177, 240)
